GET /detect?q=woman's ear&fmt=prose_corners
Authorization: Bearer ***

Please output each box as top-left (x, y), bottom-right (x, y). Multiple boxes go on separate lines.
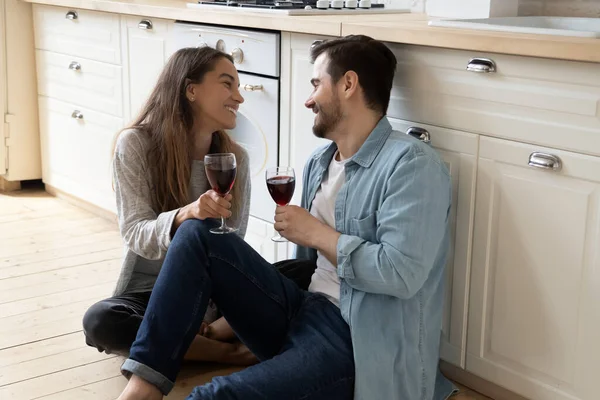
top-left (186, 82), bottom-right (197, 102)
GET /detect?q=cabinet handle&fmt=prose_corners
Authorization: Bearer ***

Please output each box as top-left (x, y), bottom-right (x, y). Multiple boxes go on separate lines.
top-left (528, 152), bottom-right (562, 171)
top-left (406, 126), bottom-right (431, 144)
top-left (71, 110), bottom-right (84, 120)
top-left (243, 84), bottom-right (263, 92)
top-left (65, 10), bottom-right (78, 20)
top-left (467, 58), bottom-right (496, 73)
top-left (138, 19), bottom-right (153, 30)
top-left (68, 61), bottom-right (81, 71)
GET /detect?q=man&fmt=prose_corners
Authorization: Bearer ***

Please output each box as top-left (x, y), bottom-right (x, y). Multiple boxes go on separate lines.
top-left (117, 35), bottom-right (456, 400)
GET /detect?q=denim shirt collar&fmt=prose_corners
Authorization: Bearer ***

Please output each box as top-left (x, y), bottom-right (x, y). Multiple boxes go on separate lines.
top-left (317, 117), bottom-right (393, 170)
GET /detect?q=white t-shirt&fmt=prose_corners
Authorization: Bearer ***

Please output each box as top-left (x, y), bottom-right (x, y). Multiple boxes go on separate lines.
top-left (308, 151), bottom-right (350, 307)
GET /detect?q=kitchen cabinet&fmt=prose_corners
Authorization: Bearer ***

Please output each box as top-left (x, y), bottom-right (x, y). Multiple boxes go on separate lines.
top-left (33, 4), bottom-right (123, 212)
top-left (388, 118), bottom-right (478, 369)
top-left (467, 136), bottom-right (600, 400)
top-left (123, 16), bottom-right (173, 122)
top-left (38, 96), bottom-right (122, 212)
top-left (282, 33), bottom-right (333, 206)
top-left (0, 0), bottom-right (40, 181)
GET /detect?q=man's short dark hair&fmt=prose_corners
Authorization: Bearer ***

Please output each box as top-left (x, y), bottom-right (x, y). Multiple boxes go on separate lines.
top-left (309, 35), bottom-right (397, 115)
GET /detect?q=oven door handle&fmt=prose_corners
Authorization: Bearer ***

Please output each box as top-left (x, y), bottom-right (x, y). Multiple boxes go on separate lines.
top-left (242, 84), bottom-right (264, 92)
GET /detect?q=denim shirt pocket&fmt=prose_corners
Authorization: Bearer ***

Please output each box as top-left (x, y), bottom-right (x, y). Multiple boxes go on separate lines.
top-left (348, 211), bottom-right (378, 243)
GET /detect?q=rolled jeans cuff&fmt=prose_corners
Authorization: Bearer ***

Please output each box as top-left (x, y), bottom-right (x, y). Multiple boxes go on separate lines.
top-left (121, 358), bottom-right (174, 395)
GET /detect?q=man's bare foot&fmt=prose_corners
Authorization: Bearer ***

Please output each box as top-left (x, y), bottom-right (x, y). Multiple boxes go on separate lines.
top-left (117, 375), bottom-right (163, 400)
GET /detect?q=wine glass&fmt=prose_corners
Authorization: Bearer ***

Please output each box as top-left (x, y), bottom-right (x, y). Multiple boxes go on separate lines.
top-left (204, 153), bottom-right (238, 235)
top-left (266, 166), bottom-right (296, 242)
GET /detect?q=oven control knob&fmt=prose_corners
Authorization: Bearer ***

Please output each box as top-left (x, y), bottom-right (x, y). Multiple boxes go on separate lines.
top-left (358, 0), bottom-right (371, 8)
top-left (230, 48), bottom-right (244, 64)
top-left (331, 0), bottom-right (343, 8)
top-left (316, 0), bottom-right (329, 9)
top-left (216, 39), bottom-right (226, 52)
top-left (345, 0), bottom-right (358, 8)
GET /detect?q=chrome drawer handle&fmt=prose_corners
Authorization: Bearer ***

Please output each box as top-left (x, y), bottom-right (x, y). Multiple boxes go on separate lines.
top-left (71, 110), bottom-right (84, 120)
top-left (528, 152), bottom-right (562, 171)
top-left (406, 126), bottom-right (431, 144)
top-left (467, 58), bottom-right (496, 73)
top-left (243, 84), bottom-right (263, 92)
top-left (138, 19), bottom-right (153, 30)
top-left (65, 10), bottom-right (78, 20)
top-left (68, 61), bottom-right (81, 71)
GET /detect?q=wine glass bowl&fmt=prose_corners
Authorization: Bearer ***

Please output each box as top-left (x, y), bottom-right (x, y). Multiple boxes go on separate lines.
top-left (204, 153), bottom-right (238, 234)
top-left (266, 166), bottom-right (296, 242)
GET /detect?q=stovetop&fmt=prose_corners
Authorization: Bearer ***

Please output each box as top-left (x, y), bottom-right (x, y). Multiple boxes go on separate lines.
top-left (187, 0), bottom-right (410, 15)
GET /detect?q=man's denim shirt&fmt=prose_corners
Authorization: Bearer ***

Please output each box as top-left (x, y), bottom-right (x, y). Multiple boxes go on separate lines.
top-left (295, 117), bottom-right (457, 400)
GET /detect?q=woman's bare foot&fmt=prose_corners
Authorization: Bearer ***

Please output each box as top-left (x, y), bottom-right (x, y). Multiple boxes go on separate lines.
top-left (185, 334), bottom-right (258, 366)
top-left (117, 375), bottom-right (163, 400)
top-left (225, 341), bottom-right (259, 366)
top-left (202, 317), bottom-right (236, 342)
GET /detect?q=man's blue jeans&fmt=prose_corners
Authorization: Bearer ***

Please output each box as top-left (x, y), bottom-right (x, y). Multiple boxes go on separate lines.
top-left (121, 219), bottom-right (355, 399)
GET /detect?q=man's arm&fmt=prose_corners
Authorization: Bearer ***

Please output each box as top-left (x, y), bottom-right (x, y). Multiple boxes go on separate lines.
top-left (336, 152), bottom-right (451, 299)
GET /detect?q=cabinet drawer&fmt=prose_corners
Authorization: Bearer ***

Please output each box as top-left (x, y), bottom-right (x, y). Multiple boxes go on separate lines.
top-left (33, 4), bottom-right (121, 65)
top-left (38, 96), bottom-right (122, 212)
top-left (36, 50), bottom-right (123, 117)
top-left (386, 44), bottom-right (600, 157)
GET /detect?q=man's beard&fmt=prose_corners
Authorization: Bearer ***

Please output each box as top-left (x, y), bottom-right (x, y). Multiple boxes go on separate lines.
top-left (312, 95), bottom-right (342, 139)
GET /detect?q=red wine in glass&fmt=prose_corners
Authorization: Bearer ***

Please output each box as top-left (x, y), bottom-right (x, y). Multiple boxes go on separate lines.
top-left (204, 153), bottom-right (238, 235)
top-left (265, 167), bottom-right (295, 242)
top-left (267, 176), bottom-right (296, 206)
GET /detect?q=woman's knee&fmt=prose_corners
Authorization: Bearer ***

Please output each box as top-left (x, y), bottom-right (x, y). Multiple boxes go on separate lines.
top-left (82, 300), bottom-right (129, 355)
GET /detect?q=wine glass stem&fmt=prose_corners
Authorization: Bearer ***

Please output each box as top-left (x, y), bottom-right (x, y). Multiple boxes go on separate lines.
top-left (221, 216), bottom-right (226, 229)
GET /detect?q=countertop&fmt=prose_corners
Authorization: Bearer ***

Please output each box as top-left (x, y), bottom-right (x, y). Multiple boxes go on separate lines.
top-left (24, 0), bottom-right (600, 63)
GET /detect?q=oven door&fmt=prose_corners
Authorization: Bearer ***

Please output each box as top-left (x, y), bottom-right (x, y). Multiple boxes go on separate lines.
top-left (227, 72), bottom-right (279, 223)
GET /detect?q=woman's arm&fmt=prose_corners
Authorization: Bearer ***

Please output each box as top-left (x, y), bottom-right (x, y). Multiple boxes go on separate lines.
top-left (113, 131), bottom-right (179, 260)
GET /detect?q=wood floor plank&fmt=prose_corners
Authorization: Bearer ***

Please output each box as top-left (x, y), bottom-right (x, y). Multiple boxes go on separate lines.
top-left (0, 357), bottom-right (124, 400)
top-left (0, 318), bottom-right (85, 351)
top-left (0, 347), bottom-right (115, 387)
top-left (2, 222), bottom-right (118, 254)
top-left (34, 376), bottom-right (128, 400)
top-left (0, 235), bottom-right (122, 269)
top-left (0, 282), bottom-right (114, 319)
top-left (0, 333), bottom-right (86, 368)
top-left (0, 263), bottom-right (120, 305)
top-left (0, 299), bottom-right (100, 334)
top-left (2, 216), bottom-right (116, 244)
top-left (165, 365), bottom-right (244, 399)
top-left (0, 259), bottom-right (121, 295)
top-left (0, 248), bottom-right (123, 280)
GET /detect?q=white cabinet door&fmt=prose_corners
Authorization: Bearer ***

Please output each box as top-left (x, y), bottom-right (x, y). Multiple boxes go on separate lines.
top-left (245, 216), bottom-right (288, 264)
top-left (124, 16), bottom-right (172, 121)
top-left (388, 118), bottom-right (478, 368)
top-left (282, 33), bottom-right (333, 206)
top-left (38, 96), bottom-right (122, 213)
top-left (467, 137), bottom-right (600, 400)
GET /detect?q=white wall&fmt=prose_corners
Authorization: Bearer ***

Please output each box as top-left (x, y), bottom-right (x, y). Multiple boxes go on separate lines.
top-left (518, 0), bottom-right (600, 17)
top-left (395, 0), bottom-right (600, 16)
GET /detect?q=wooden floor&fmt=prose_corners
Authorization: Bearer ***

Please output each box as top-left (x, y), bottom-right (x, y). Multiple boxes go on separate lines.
top-left (0, 187), bottom-right (491, 400)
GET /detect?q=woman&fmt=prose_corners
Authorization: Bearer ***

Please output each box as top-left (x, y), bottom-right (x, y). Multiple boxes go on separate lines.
top-left (82, 46), bottom-right (256, 365)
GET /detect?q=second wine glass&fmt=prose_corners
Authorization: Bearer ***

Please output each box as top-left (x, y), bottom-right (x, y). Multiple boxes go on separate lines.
top-left (266, 166), bottom-right (296, 242)
top-left (204, 153), bottom-right (238, 235)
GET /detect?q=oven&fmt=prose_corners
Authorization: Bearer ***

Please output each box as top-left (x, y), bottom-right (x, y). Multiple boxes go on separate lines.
top-left (170, 22), bottom-right (280, 223)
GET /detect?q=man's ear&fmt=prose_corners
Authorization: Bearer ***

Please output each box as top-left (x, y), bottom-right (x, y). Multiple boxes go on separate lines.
top-left (341, 71), bottom-right (359, 100)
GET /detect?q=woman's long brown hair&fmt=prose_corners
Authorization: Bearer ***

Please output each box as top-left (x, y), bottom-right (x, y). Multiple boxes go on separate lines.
top-left (115, 47), bottom-right (245, 214)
